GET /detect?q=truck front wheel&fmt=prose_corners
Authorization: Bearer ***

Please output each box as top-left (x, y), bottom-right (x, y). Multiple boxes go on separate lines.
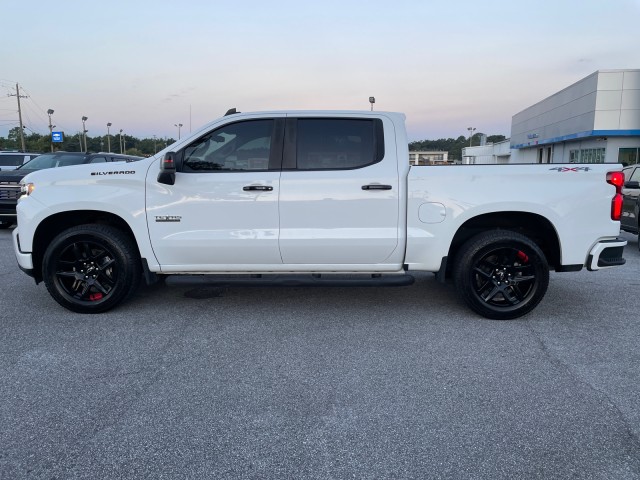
top-left (42, 224), bottom-right (141, 313)
top-left (453, 230), bottom-right (549, 320)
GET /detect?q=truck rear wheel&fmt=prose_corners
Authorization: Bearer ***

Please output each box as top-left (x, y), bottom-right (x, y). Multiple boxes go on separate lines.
top-left (42, 224), bottom-right (141, 313)
top-left (453, 230), bottom-right (549, 320)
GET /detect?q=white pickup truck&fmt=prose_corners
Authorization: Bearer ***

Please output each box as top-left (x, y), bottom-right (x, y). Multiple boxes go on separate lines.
top-left (13, 110), bottom-right (627, 319)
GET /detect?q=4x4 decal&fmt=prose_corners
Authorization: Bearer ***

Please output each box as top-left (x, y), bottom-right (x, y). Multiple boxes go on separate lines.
top-left (549, 166), bottom-right (591, 172)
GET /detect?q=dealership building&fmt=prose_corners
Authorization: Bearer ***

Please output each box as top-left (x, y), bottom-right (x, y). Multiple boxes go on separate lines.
top-left (462, 69), bottom-right (640, 165)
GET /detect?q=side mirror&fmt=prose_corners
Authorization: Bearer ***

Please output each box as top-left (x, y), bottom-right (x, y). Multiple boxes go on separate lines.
top-left (624, 180), bottom-right (640, 189)
top-left (157, 152), bottom-right (176, 185)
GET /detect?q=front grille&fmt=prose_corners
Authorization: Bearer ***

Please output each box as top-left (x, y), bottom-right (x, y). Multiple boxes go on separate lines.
top-left (0, 183), bottom-right (20, 200)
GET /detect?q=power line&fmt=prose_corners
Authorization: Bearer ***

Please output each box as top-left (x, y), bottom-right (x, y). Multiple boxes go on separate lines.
top-left (7, 83), bottom-right (27, 150)
top-left (20, 86), bottom-right (51, 131)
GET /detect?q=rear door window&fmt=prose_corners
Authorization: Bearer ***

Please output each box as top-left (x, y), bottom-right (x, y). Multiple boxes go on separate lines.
top-left (293, 119), bottom-right (384, 170)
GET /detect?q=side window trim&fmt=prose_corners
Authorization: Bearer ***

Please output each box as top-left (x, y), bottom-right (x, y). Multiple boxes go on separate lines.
top-left (282, 118), bottom-right (297, 170)
top-left (269, 118), bottom-right (285, 171)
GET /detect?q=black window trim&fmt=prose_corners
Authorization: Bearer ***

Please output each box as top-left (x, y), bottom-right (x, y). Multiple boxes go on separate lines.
top-left (282, 117), bottom-right (385, 171)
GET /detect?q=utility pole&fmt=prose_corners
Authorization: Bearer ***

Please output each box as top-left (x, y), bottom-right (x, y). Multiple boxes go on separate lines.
top-left (7, 83), bottom-right (28, 151)
top-left (81, 116), bottom-right (88, 152)
top-left (47, 109), bottom-right (55, 152)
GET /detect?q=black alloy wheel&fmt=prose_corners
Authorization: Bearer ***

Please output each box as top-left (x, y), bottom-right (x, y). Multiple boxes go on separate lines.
top-left (43, 224), bottom-right (141, 313)
top-left (453, 230), bottom-right (549, 320)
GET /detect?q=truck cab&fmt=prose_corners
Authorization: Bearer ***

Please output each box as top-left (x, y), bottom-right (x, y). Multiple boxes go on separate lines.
top-left (147, 112), bottom-right (405, 271)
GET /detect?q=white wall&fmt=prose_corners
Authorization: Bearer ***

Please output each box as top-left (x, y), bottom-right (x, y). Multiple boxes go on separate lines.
top-left (462, 140), bottom-right (511, 164)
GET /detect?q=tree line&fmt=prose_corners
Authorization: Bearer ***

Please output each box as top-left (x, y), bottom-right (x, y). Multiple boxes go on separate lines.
top-left (409, 134), bottom-right (507, 161)
top-left (1, 127), bottom-right (507, 160)
top-left (0, 127), bottom-right (176, 157)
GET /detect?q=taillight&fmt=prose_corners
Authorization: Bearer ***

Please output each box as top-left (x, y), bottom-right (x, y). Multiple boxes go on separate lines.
top-left (607, 171), bottom-right (624, 188)
top-left (607, 171), bottom-right (624, 221)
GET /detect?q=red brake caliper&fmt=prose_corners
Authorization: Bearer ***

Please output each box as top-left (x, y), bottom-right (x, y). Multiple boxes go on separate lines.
top-left (516, 250), bottom-right (529, 263)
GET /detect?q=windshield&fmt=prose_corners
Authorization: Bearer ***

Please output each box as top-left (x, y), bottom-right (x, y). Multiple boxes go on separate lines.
top-left (18, 153), bottom-right (89, 171)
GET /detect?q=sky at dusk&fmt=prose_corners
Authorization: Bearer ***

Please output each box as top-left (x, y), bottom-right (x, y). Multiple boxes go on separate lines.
top-left (1, 0), bottom-right (639, 142)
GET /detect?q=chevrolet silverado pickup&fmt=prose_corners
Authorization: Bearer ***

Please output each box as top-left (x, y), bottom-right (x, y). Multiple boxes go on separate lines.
top-left (12, 110), bottom-right (627, 319)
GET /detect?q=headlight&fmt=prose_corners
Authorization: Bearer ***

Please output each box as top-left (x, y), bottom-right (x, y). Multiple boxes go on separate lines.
top-left (21, 183), bottom-right (35, 196)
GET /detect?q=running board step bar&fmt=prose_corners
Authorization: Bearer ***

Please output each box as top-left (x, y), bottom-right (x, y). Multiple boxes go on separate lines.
top-left (165, 273), bottom-right (415, 288)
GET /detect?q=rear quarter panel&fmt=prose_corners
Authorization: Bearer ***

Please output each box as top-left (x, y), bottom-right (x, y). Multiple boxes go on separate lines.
top-left (405, 164), bottom-right (622, 271)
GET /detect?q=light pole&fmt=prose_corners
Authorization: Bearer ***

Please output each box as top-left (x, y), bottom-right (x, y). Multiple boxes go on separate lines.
top-left (119, 129), bottom-right (123, 154)
top-left (467, 127), bottom-right (476, 147)
top-left (153, 135), bottom-right (157, 154)
top-left (47, 109), bottom-right (55, 152)
top-left (174, 123), bottom-right (183, 140)
top-left (106, 122), bottom-right (112, 153)
top-left (82, 116), bottom-right (88, 152)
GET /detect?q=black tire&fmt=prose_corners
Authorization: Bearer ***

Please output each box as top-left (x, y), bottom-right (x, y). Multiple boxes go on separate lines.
top-left (0, 220), bottom-right (13, 229)
top-left (42, 224), bottom-right (141, 313)
top-left (453, 230), bottom-right (549, 320)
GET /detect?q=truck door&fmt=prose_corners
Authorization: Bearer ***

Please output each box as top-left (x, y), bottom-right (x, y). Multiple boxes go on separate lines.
top-left (278, 117), bottom-right (401, 266)
top-left (621, 166), bottom-right (640, 231)
top-left (145, 118), bottom-right (284, 269)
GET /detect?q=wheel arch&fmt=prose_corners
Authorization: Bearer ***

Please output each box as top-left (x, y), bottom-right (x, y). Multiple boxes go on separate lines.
top-left (31, 210), bottom-right (141, 283)
top-left (447, 211), bottom-right (561, 274)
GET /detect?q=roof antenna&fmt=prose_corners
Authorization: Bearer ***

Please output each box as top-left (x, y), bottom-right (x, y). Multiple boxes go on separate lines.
top-left (224, 108), bottom-right (239, 116)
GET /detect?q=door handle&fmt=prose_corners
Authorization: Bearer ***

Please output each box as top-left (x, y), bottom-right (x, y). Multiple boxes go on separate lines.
top-left (362, 184), bottom-right (392, 190)
top-left (243, 185), bottom-right (273, 191)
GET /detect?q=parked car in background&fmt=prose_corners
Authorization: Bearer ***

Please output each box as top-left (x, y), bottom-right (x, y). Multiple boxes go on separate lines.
top-left (0, 152), bottom-right (143, 228)
top-left (0, 151), bottom-right (40, 171)
top-left (621, 164), bottom-right (640, 245)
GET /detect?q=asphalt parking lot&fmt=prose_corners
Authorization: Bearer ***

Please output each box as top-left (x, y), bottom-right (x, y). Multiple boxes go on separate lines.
top-left (1, 228), bottom-right (639, 479)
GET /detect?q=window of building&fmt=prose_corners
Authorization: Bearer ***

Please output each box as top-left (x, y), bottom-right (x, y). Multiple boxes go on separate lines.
top-left (581, 148), bottom-right (605, 163)
top-left (569, 148), bottom-right (606, 163)
top-left (569, 150), bottom-right (579, 162)
top-left (618, 147), bottom-right (639, 166)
